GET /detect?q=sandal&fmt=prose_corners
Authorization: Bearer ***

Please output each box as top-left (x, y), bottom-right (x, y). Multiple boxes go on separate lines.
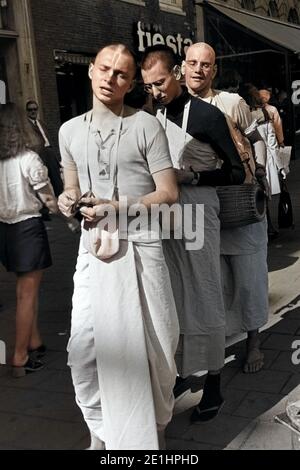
top-left (191, 399), bottom-right (225, 423)
top-left (12, 357), bottom-right (44, 378)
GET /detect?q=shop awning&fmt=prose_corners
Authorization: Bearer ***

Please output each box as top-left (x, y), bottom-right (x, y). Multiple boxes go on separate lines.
top-left (201, 1), bottom-right (300, 54)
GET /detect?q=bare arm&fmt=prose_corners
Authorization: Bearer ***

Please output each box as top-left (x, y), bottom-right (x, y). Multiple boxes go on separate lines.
top-left (37, 182), bottom-right (59, 214)
top-left (58, 167), bottom-right (81, 217)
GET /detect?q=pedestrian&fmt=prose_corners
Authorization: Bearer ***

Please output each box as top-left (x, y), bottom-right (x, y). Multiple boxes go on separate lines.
top-left (26, 100), bottom-right (80, 232)
top-left (26, 100), bottom-right (63, 199)
top-left (259, 89), bottom-right (285, 148)
top-left (58, 43), bottom-right (179, 450)
top-left (184, 43), bottom-right (269, 373)
top-left (141, 45), bottom-right (245, 423)
top-left (0, 103), bottom-right (58, 377)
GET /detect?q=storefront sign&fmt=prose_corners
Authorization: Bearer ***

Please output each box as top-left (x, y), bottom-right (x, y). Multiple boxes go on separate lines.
top-left (135, 21), bottom-right (192, 57)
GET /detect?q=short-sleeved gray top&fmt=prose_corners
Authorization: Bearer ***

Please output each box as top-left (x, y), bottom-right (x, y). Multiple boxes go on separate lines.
top-left (59, 107), bottom-right (172, 200)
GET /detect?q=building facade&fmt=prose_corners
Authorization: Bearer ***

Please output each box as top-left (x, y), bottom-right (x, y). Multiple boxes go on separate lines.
top-left (0, 0), bottom-right (196, 145)
top-left (218, 0), bottom-right (300, 23)
top-left (195, 0), bottom-right (300, 147)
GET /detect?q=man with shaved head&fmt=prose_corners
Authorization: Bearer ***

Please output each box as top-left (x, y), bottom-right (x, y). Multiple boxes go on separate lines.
top-left (58, 43), bottom-right (179, 450)
top-left (184, 42), bottom-right (269, 375)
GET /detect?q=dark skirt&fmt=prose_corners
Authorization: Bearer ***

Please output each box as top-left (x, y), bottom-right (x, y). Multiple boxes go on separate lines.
top-left (0, 217), bottom-right (52, 273)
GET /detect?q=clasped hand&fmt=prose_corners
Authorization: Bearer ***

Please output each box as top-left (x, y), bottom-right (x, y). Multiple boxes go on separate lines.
top-left (58, 190), bottom-right (112, 221)
top-left (78, 196), bottom-right (113, 222)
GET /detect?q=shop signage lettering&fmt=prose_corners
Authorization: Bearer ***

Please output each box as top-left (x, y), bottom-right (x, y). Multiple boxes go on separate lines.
top-left (135, 21), bottom-right (192, 57)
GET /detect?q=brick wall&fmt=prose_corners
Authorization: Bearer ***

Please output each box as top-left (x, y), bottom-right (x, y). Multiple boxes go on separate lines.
top-left (29, 0), bottom-right (195, 146)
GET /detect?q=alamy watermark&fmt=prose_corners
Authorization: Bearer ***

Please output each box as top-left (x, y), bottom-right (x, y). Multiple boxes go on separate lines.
top-left (292, 80), bottom-right (300, 105)
top-left (291, 340), bottom-right (300, 365)
top-left (90, 197), bottom-right (205, 251)
top-left (0, 340), bottom-right (6, 365)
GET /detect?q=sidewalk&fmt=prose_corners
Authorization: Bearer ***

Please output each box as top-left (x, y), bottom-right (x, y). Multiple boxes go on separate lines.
top-left (0, 162), bottom-right (300, 450)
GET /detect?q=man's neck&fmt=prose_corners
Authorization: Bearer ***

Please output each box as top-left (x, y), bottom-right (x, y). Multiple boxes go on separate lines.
top-left (188, 86), bottom-right (213, 99)
top-left (92, 98), bottom-right (123, 129)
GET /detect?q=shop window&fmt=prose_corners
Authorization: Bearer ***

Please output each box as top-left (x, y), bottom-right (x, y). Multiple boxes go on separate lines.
top-left (241, 0), bottom-right (255, 11)
top-left (288, 8), bottom-right (300, 24)
top-left (159, 0), bottom-right (185, 15)
top-left (267, 0), bottom-right (279, 18)
top-left (54, 51), bottom-right (94, 123)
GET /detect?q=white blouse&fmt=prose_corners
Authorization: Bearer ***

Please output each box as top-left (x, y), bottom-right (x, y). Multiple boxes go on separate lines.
top-left (0, 150), bottom-right (49, 224)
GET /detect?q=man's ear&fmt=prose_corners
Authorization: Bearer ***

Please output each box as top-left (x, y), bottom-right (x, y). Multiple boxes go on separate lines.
top-left (212, 64), bottom-right (218, 80)
top-left (88, 63), bottom-right (94, 80)
top-left (181, 61), bottom-right (186, 76)
top-left (173, 65), bottom-right (182, 81)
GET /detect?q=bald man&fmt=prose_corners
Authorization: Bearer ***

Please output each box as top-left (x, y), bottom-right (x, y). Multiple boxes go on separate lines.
top-left (58, 44), bottom-right (179, 450)
top-left (184, 42), bottom-right (269, 374)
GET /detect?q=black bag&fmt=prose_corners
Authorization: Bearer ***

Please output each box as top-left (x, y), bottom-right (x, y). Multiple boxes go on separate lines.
top-left (217, 183), bottom-right (266, 229)
top-left (278, 177), bottom-right (294, 229)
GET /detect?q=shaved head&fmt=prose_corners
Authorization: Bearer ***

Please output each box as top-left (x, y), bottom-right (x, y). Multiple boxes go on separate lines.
top-left (89, 43), bottom-right (137, 113)
top-left (183, 42), bottom-right (217, 98)
top-left (94, 44), bottom-right (137, 77)
top-left (186, 42), bottom-right (216, 64)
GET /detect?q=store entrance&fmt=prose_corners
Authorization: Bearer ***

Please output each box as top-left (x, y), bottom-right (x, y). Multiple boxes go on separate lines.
top-left (56, 60), bottom-right (92, 124)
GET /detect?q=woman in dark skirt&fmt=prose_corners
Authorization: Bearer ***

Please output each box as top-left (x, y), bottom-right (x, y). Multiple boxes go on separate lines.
top-left (0, 103), bottom-right (58, 377)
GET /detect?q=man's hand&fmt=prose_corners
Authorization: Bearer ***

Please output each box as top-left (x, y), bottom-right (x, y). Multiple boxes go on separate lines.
top-left (80, 200), bottom-right (116, 223)
top-left (58, 188), bottom-right (80, 218)
top-left (174, 169), bottom-right (194, 184)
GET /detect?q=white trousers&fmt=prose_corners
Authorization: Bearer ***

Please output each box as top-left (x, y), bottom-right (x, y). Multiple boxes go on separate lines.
top-left (67, 239), bottom-right (179, 450)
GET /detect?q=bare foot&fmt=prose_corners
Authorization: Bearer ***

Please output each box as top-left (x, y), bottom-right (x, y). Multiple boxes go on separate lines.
top-left (243, 347), bottom-right (264, 373)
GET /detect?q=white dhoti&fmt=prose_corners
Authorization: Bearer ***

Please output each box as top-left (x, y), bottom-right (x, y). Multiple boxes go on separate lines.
top-left (67, 238), bottom-right (179, 450)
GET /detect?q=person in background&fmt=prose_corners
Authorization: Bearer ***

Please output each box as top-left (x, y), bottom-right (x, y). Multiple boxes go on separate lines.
top-left (26, 100), bottom-right (63, 199)
top-left (0, 103), bottom-right (58, 377)
top-left (259, 89), bottom-right (284, 148)
top-left (240, 83), bottom-right (281, 239)
top-left (183, 43), bottom-right (269, 375)
top-left (26, 100), bottom-right (80, 232)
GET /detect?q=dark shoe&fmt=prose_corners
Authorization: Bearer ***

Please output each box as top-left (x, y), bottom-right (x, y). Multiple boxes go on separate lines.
top-left (191, 398), bottom-right (225, 423)
top-left (28, 344), bottom-right (47, 359)
top-left (12, 357), bottom-right (44, 378)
